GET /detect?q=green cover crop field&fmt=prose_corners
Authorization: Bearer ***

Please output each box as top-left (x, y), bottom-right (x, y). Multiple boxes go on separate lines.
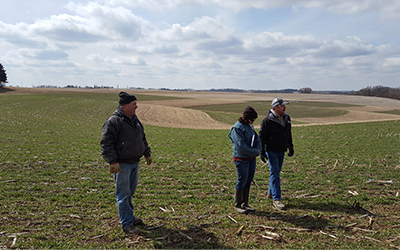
top-left (0, 88), bottom-right (399, 249)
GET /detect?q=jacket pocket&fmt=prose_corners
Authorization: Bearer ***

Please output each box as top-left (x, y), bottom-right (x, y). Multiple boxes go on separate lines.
top-left (119, 140), bottom-right (145, 161)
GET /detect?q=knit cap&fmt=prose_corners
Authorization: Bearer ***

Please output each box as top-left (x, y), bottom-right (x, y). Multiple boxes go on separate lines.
top-left (119, 91), bottom-right (137, 105)
top-left (242, 106), bottom-right (258, 120)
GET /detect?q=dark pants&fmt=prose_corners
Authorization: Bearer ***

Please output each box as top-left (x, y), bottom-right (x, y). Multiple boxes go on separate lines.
top-left (234, 158), bottom-right (256, 190)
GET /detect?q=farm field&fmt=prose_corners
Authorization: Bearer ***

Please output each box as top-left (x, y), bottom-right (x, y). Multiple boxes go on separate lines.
top-left (0, 87), bottom-right (399, 249)
top-left (3, 87), bottom-right (400, 129)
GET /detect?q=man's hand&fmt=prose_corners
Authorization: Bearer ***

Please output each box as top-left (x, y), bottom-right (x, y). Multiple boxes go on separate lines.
top-left (260, 150), bottom-right (268, 163)
top-left (288, 147), bottom-right (294, 157)
top-left (146, 155), bottom-right (152, 165)
top-left (109, 163), bottom-right (121, 174)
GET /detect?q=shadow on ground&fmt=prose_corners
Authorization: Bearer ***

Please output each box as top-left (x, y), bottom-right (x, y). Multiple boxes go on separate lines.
top-left (254, 199), bottom-right (375, 231)
top-left (102, 218), bottom-right (228, 249)
top-left (0, 87), bottom-right (15, 93)
top-left (137, 223), bottom-right (226, 249)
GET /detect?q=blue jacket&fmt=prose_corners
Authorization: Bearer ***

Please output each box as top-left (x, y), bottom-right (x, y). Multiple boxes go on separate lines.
top-left (229, 121), bottom-right (262, 159)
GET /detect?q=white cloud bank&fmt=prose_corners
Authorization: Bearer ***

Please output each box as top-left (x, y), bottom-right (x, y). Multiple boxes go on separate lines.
top-left (0, 0), bottom-right (399, 90)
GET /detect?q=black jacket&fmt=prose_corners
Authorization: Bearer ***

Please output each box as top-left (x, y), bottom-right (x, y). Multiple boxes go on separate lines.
top-left (100, 108), bottom-right (151, 164)
top-left (259, 110), bottom-right (293, 153)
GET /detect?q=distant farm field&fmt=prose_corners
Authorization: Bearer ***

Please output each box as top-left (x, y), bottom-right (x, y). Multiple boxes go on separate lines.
top-left (0, 88), bottom-right (399, 249)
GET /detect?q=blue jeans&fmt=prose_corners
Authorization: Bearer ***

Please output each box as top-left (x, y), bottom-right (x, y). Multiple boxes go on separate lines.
top-left (266, 151), bottom-right (285, 200)
top-left (113, 162), bottom-right (139, 230)
top-left (234, 159), bottom-right (256, 190)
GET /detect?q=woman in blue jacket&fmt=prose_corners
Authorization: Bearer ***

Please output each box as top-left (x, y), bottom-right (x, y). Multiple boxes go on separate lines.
top-left (229, 106), bottom-right (262, 214)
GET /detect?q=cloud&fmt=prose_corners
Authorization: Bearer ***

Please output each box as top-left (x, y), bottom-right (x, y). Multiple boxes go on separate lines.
top-left (193, 31), bottom-right (376, 64)
top-left (242, 32), bottom-right (319, 58)
top-left (26, 3), bottom-right (152, 44)
top-left (1, 0), bottom-right (399, 91)
top-left (382, 57), bottom-right (400, 71)
top-left (155, 16), bottom-right (234, 42)
top-left (343, 56), bottom-right (373, 67)
top-left (314, 36), bottom-right (375, 58)
top-left (195, 38), bottom-right (243, 54)
top-left (0, 21), bottom-right (46, 48)
top-left (28, 49), bottom-right (69, 60)
top-left (29, 14), bottom-right (106, 43)
top-left (25, 60), bottom-right (75, 68)
top-left (10, 47), bottom-right (69, 63)
top-left (86, 53), bottom-right (102, 62)
top-left (86, 52), bottom-right (146, 65)
top-left (66, 2), bottom-right (152, 40)
top-left (107, 0), bottom-right (400, 21)
top-left (153, 44), bottom-right (180, 54)
top-left (107, 43), bottom-right (138, 53)
top-left (108, 56), bottom-right (146, 65)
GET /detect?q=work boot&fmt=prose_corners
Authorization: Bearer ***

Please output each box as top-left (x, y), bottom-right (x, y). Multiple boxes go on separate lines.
top-left (242, 187), bottom-right (256, 212)
top-left (234, 190), bottom-right (247, 214)
top-left (123, 225), bottom-right (141, 235)
top-left (132, 217), bottom-right (143, 225)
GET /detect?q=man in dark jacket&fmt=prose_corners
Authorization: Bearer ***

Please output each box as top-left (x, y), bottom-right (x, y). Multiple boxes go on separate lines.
top-left (259, 98), bottom-right (294, 211)
top-left (101, 92), bottom-right (152, 235)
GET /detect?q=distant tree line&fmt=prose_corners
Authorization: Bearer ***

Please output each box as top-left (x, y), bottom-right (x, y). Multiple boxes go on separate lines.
top-left (65, 85), bottom-right (114, 89)
top-left (208, 88), bottom-right (299, 93)
top-left (354, 85), bottom-right (400, 100)
top-left (34, 85), bottom-right (114, 89)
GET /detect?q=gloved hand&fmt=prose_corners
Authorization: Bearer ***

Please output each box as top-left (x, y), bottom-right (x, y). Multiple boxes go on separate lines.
top-left (109, 162), bottom-right (121, 174)
top-left (145, 155), bottom-right (152, 165)
top-left (260, 150), bottom-right (268, 163)
top-left (288, 147), bottom-right (294, 157)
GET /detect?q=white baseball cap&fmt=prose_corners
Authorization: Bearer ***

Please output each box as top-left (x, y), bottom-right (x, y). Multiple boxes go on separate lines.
top-left (271, 98), bottom-right (289, 107)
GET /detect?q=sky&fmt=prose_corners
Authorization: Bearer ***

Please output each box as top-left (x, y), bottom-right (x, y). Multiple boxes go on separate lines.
top-left (1, 0), bottom-right (400, 91)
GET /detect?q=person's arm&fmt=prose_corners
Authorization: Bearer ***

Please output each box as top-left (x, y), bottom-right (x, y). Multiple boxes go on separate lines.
top-left (100, 118), bottom-right (119, 164)
top-left (258, 117), bottom-right (269, 162)
top-left (231, 127), bottom-right (259, 157)
top-left (287, 117), bottom-right (294, 157)
top-left (138, 119), bottom-right (152, 164)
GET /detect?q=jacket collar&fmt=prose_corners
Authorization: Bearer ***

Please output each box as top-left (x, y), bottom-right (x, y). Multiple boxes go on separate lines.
top-left (269, 109), bottom-right (288, 124)
top-left (114, 108), bottom-right (137, 121)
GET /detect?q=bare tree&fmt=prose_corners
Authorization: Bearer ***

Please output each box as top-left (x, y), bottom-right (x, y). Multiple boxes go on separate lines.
top-left (356, 85), bottom-right (400, 100)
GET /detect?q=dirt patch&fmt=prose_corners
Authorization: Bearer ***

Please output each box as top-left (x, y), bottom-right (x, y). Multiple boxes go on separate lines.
top-left (293, 106), bottom-right (400, 127)
top-left (137, 103), bottom-right (230, 129)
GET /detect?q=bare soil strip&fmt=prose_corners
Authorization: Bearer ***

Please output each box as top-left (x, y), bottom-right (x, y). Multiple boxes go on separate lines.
top-left (137, 104), bottom-right (230, 129)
